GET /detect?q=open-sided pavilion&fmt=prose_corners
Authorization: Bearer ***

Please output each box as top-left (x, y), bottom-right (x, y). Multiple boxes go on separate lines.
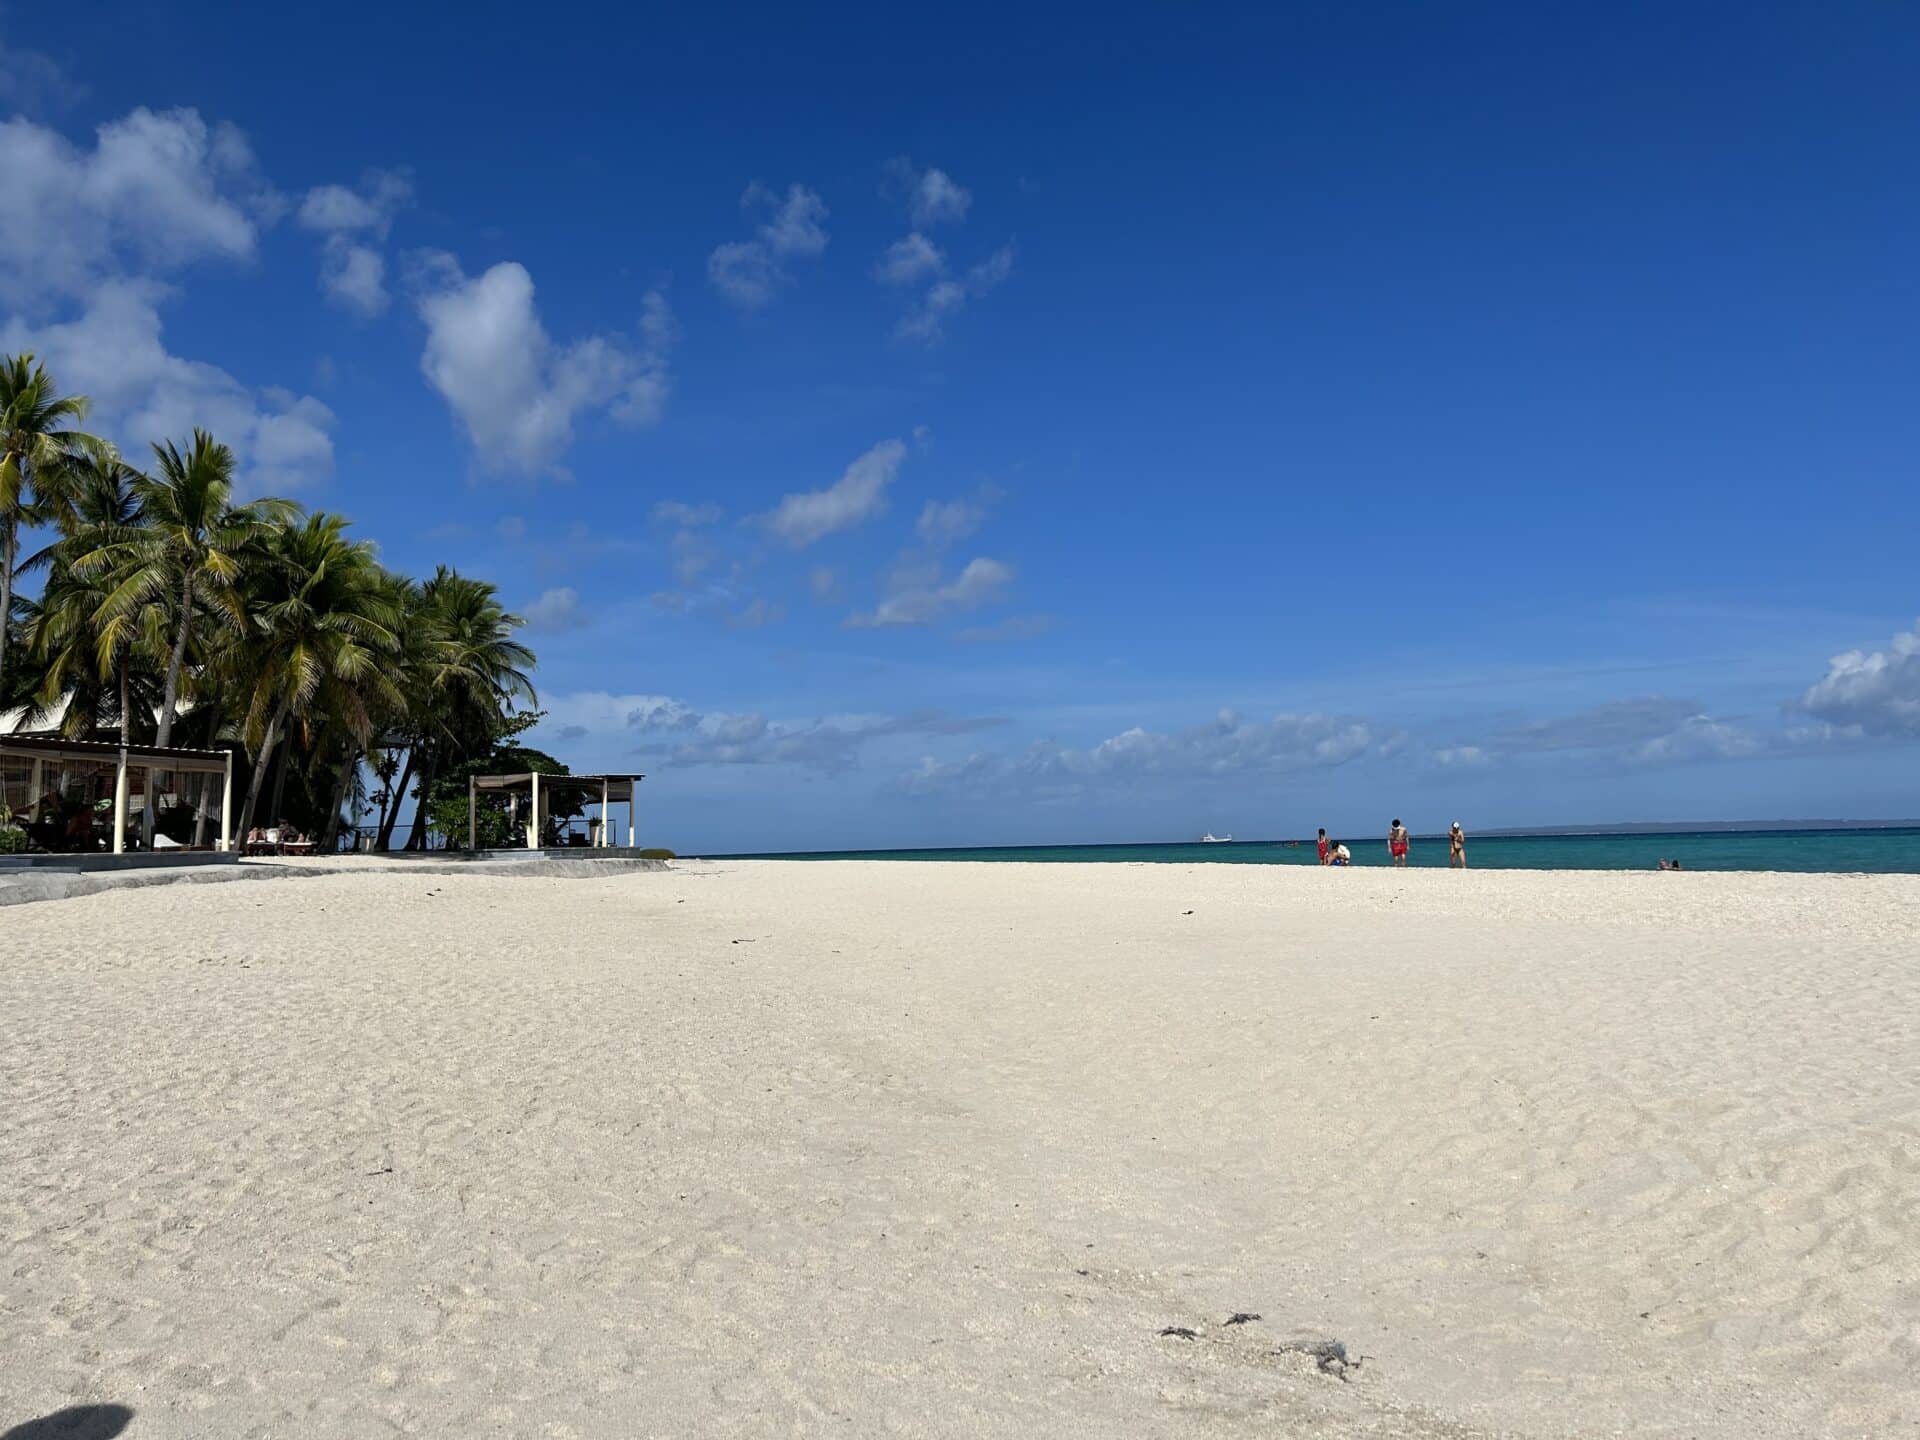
top-left (0, 733), bottom-right (235, 858)
top-left (468, 772), bottom-right (644, 852)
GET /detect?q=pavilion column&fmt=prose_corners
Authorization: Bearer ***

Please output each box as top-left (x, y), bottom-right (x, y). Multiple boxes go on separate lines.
top-left (112, 748), bottom-right (129, 855)
top-left (528, 771), bottom-right (540, 851)
top-left (600, 779), bottom-right (610, 847)
top-left (627, 784), bottom-right (636, 848)
top-left (27, 757), bottom-right (42, 822)
top-left (219, 751), bottom-right (233, 853)
top-left (468, 775), bottom-right (477, 852)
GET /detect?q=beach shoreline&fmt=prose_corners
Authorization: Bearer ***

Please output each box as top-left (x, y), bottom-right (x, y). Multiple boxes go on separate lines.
top-left (4, 859), bottom-right (1916, 1437)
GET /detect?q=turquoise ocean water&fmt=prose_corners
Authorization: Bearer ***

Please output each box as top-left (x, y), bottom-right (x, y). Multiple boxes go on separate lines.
top-left (727, 828), bottom-right (1920, 874)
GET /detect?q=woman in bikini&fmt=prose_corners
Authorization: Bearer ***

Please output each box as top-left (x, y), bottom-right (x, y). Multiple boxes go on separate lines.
top-left (1448, 822), bottom-right (1466, 869)
top-left (1388, 818), bottom-right (1409, 868)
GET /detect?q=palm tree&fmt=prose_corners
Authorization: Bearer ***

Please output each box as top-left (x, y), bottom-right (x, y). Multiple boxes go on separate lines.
top-left (25, 458), bottom-right (164, 771)
top-left (375, 568), bottom-right (535, 849)
top-left (1, 354), bottom-right (101, 705)
top-left (321, 568), bottom-right (420, 851)
top-left (228, 513), bottom-right (400, 838)
top-left (78, 430), bottom-right (296, 750)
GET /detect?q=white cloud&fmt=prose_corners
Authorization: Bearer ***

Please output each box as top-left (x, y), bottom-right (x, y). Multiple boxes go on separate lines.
top-left (2, 279), bottom-right (335, 492)
top-left (707, 182), bottom-right (829, 309)
top-left (1633, 715), bottom-right (1762, 764)
top-left (413, 256), bottom-right (674, 475)
top-left (891, 161), bottom-right (971, 227)
top-left (875, 232), bottom-right (945, 287)
top-left (753, 181), bottom-right (829, 256)
top-left (297, 169), bottom-right (412, 316)
top-left (535, 692), bottom-right (1007, 777)
top-left (847, 556), bottom-right (1013, 628)
top-left (1799, 621), bottom-right (1920, 738)
top-left (522, 586), bottom-right (582, 631)
top-left (916, 497), bottom-right (984, 548)
top-left (1492, 697), bottom-right (1707, 754)
top-left (535, 691), bottom-right (696, 741)
top-left (319, 242), bottom-right (387, 316)
top-left (0, 105), bottom-right (336, 491)
top-left (897, 243), bottom-right (1014, 343)
top-left (706, 242), bottom-right (778, 310)
top-left (1435, 696), bottom-right (1768, 771)
top-left (901, 709), bottom-right (1394, 796)
top-left (0, 107), bottom-right (273, 309)
top-left (297, 169), bottom-right (411, 235)
top-left (761, 438), bottom-right (905, 548)
top-left (631, 703), bottom-right (1006, 774)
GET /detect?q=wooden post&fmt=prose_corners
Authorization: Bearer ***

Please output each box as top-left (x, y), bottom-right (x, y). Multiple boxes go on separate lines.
top-left (27, 757), bottom-right (42, 821)
top-left (220, 750), bottom-right (233, 852)
top-left (468, 775), bottom-right (477, 852)
top-left (112, 747), bottom-right (129, 855)
top-left (527, 771), bottom-right (540, 850)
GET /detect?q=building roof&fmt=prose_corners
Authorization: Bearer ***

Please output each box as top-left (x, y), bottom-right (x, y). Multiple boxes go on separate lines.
top-left (0, 734), bottom-right (233, 772)
top-left (472, 772), bottom-right (644, 794)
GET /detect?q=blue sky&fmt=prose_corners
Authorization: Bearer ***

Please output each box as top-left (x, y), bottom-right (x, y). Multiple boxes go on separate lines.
top-left (5, 3), bottom-right (1919, 851)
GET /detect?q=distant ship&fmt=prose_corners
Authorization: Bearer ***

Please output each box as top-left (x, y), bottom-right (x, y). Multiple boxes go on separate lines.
top-left (1200, 832), bottom-right (1233, 843)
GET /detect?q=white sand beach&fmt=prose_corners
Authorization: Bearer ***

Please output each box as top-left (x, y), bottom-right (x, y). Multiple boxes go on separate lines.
top-left (3, 859), bottom-right (1917, 1438)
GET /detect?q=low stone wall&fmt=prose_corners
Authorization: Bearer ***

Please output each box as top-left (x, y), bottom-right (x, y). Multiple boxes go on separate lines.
top-left (0, 861), bottom-right (300, 908)
top-left (0, 850), bottom-right (236, 872)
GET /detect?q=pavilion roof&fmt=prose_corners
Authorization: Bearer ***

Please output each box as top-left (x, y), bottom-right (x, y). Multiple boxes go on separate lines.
top-left (0, 733), bottom-right (232, 773)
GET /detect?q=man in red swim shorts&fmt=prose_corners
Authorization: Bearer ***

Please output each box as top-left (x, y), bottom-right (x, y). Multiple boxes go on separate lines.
top-left (1389, 817), bottom-right (1410, 868)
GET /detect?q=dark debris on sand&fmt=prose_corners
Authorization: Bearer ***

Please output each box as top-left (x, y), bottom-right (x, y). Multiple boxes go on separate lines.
top-left (1277, 1337), bottom-right (1363, 1380)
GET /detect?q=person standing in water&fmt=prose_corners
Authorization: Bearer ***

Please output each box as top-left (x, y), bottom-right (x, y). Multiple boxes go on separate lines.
top-left (1448, 821), bottom-right (1467, 869)
top-left (1388, 817), bottom-right (1410, 868)
top-left (1316, 828), bottom-right (1330, 865)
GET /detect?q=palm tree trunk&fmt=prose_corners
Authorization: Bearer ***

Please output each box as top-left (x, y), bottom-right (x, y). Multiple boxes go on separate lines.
top-left (268, 733), bottom-right (294, 826)
top-left (403, 748), bottom-right (441, 850)
top-left (320, 746), bottom-right (358, 851)
top-left (236, 697), bottom-right (291, 839)
top-left (142, 572), bottom-right (198, 852)
top-left (0, 517), bottom-right (15, 704)
top-left (156, 571), bottom-right (194, 748)
top-left (375, 746), bottom-right (416, 850)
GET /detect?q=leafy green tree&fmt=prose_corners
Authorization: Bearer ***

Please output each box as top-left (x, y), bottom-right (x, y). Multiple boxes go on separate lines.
top-left (421, 726), bottom-right (577, 850)
top-left (23, 453), bottom-right (163, 744)
top-left (373, 568), bottom-right (535, 849)
top-left (1, 354), bottom-right (101, 704)
top-left (227, 513), bottom-right (401, 837)
top-left (80, 430), bottom-right (296, 749)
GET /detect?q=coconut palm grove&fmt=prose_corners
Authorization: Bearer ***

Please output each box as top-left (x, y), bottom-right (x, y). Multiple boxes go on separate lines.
top-left (1, 352), bottom-right (546, 853)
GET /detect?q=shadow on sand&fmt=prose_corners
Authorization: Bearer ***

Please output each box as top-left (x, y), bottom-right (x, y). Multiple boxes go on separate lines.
top-left (2, 1407), bottom-right (134, 1439)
